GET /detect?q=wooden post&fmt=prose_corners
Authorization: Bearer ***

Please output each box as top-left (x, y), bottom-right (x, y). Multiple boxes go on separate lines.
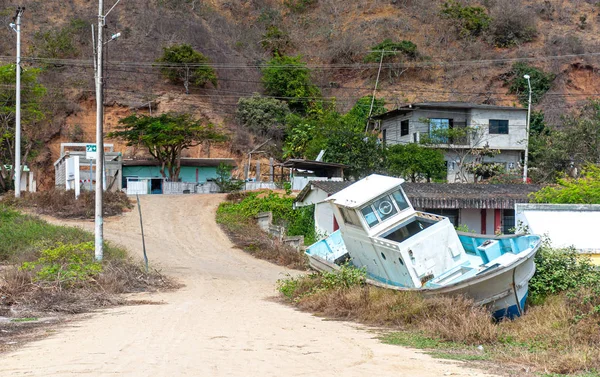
top-left (480, 209), bottom-right (487, 235)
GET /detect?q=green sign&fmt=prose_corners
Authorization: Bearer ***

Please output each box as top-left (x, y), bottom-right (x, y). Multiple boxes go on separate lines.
top-left (86, 144), bottom-right (97, 159)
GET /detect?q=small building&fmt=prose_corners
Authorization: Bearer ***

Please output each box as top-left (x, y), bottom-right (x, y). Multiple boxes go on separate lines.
top-left (2, 165), bottom-right (36, 193)
top-left (277, 159), bottom-right (347, 191)
top-left (371, 102), bottom-right (528, 183)
top-left (54, 143), bottom-right (122, 192)
top-left (295, 181), bottom-right (541, 236)
top-left (122, 158), bottom-right (236, 195)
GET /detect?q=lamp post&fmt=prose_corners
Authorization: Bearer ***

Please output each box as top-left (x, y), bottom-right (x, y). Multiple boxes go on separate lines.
top-left (522, 74), bottom-right (532, 183)
top-left (12, 7), bottom-right (24, 197)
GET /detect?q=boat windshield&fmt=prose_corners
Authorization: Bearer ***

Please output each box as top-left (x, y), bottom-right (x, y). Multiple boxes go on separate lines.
top-left (360, 190), bottom-right (411, 228)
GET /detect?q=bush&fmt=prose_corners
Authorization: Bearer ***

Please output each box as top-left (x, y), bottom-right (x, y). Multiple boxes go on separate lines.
top-left (236, 94), bottom-right (290, 140)
top-left (529, 242), bottom-right (600, 303)
top-left (506, 62), bottom-right (555, 107)
top-left (440, 1), bottom-right (491, 38)
top-left (261, 25), bottom-right (292, 55)
top-left (156, 44), bottom-right (217, 88)
top-left (532, 165), bottom-right (600, 204)
top-left (364, 39), bottom-right (418, 62)
top-left (488, 0), bottom-right (537, 47)
top-left (284, 0), bottom-right (317, 13)
top-left (32, 18), bottom-right (88, 60)
top-left (214, 163), bottom-right (244, 193)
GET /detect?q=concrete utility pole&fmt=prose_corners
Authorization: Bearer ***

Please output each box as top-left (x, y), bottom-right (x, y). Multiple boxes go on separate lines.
top-left (13, 7), bottom-right (24, 198)
top-left (95, 0), bottom-right (105, 260)
top-left (523, 74), bottom-right (532, 184)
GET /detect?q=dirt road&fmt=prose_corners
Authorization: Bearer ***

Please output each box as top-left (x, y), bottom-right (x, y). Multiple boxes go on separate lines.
top-left (0, 195), bottom-right (497, 376)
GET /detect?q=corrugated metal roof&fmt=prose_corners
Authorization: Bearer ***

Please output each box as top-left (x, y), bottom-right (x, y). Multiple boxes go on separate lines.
top-left (122, 158), bottom-right (236, 167)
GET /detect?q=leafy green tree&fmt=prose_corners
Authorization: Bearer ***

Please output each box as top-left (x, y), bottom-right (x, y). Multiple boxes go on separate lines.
top-left (344, 95), bottom-right (386, 131)
top-left (364, 39), bottom-right (418, 62)
top-left (236, 94), bottom-right (290, 140)
top-left (323, 131), bottom-right (384, 180)
top-left (532, 165), bottom-right (600, 204)
top-left (156, 44), bottom-right (217, 94)
top-left (109, 113), bottom-right (227, 181)
top-left (507, 62), bottom-right (555, 107)
top-left (214, 163), bottom-right (244, 193)
top-left (0, 64), bottom-right (46, 192)
top-left (261, 54), bottom-right (321, 113)
top-left (385, 144), bottom-right (446, 182)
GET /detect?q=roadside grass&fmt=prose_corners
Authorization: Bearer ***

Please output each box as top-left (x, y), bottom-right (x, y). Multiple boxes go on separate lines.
top-left (0, 205), bottom-right (175, 319)
top-left (216, 192), bottom-right (308, 270)
top-left (1, 189), bottom-right (133, 219)
top-left (277, 265), bottom-right (600, 375)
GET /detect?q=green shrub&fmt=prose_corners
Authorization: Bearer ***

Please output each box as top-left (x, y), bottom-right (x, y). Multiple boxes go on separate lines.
top-left (214, 163), bottom-right (244, 193)
top-left (261, 25), bottom-right (292, 55)
top-left (32, 18), bottom-right (88, 60)
top-left (441, 1), bottom-right (491, 38)
top-left (364, 39), bottom-right (418, 62)
top-left (529, 243), bottom-right (600, 303)
top-left (488, 0), bottom-right (537, 47)
top-left (156, 44), bottom-right (217, 88)
top-left (284, 0), bottom-right (317, 13)
top-left (507, 62), bottom-right (555, 107)
top-left (277, 264), bottom-right (366, 301)
top-left (216, 191), bottom-right (316, 244)
top-left (21, 242), bottom-right (102, 287)
top-left (532, 165), bottom-right (600, 204)
top-left (236, 94), bottom-right (290, 139)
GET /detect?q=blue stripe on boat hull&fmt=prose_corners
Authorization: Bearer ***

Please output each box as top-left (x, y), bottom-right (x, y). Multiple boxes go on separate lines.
top-left (492, 291), bottom-right (528, 320)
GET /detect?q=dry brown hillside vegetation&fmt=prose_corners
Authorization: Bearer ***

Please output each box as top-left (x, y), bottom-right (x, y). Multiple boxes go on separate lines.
top-left (1, 0), bottom-right (600, 187)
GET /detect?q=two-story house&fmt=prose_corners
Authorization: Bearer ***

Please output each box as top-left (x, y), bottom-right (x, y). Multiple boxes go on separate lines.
top-left (371, 102), bottom-right (528, 183)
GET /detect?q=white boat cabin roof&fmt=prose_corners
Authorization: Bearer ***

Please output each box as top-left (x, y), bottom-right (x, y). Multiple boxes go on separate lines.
top-left (326, 174), bottom-right (405, 209)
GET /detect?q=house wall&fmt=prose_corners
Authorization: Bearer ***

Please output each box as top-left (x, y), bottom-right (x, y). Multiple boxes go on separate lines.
top-left (122, 166), bottom-right (218, 183)
top-left (469, 108), bottom-right (527, 150)
top-left (296, 187), bottom-right (336, 236)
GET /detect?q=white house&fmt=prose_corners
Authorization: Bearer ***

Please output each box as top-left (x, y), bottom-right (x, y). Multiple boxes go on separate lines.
top-left (371, 102), bottom-right (528, 183)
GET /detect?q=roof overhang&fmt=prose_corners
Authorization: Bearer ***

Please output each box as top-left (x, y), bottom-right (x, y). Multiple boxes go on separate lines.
top-left (122, 158), bottom-right (237, 168)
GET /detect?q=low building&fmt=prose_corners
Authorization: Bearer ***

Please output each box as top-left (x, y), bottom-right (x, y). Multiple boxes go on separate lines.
top-left (277, 159), bottom-right (347, 191)
top-left (122, 158), bottom-right (236, 195)
top-left (371, 102), bottom-right (528, 183)
top-left (2, 165), bottom-right (36, 193)
top-left (295, 181), bottom-right (541, 236)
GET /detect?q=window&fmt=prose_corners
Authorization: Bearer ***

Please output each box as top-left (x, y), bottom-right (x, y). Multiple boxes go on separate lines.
top-left (502, 209), bottom-right (515, 234)
top-left (400, 120), bottom-right (409, 136)
top-left (382, 129), bottom-right (387, 144)
top-left (373, 196), bottom-right (398, 222)
top-left (361, 206), bottom-right (379, 228)
top-left (429, 118), bottom-right (453, 143)
top-left (340, 207), bottom-right (361, 226)
top-left (489, 119), bottom-right (509, 134)
top-left (391, 190), bottom-right (410, 211)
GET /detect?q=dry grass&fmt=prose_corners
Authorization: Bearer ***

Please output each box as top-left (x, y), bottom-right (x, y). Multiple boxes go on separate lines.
top-left (218, 219), bottom-right (308, 270)
top-left (1, 189), bottom-right (133, 219)
top-left (280, 273), bottom-right (600, 375)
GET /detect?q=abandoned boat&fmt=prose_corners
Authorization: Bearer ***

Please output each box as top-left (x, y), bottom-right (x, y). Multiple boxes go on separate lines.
top-left (305, 174), bottom-right (542, 319)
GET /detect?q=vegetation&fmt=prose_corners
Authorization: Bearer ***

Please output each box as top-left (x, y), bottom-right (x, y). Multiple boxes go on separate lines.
top-left (32, 19), bottom-right (88, 60)
top-left (214, 163), bottom-right (244, 193)
top-left (278, 250), bottom-right (600, 374)
top-left (0, 206), bottom-right (173, 317)
top-left (0, 64), bottom-right (46, 192)
top-left (236, 94), bottom-right (290, 140)
top-left (385, 143), bottom-right (446, 182)
top-left (507, 62), bottom-right (555, 107)
top-left (261, 54), bottom-right (321, 113)
top-left (1, 189), bottom-right (132, 219)
top-left (156, 44), bottom-right (218, 93)
top-left (109, 113), bottom-right (227, 181)
top-left (216, 192), bottom-right (309, 269)
top-left (364, 39), bottom-right (418, 62)
top-left (532, 165), bottom-right (600, 204)
top-left (441, 1), bottom-right (491, 38)
top-left (488, 0), bottom-right (537, 47)
top-left (261, 25), bottom-right (292, 56)
top-left (283, 0), bottom-right (317, 13)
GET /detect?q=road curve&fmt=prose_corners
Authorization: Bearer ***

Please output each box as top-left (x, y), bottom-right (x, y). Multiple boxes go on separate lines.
top-left (0, 195), bottom-right (497, 377)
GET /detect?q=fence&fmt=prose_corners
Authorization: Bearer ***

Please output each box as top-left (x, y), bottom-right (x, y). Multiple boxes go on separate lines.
top-left (256, 211), bottom-right (305, 252)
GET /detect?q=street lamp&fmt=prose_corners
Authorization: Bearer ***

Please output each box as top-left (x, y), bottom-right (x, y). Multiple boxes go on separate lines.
top-left (522, 74), bottom-right (532, 183)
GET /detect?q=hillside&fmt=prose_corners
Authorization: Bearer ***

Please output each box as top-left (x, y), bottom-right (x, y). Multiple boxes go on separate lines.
top-left (1, 0), bottom-right (600, 188)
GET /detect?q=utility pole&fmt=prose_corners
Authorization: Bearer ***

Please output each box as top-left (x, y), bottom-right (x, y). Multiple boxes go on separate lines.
top-left (13, 7), bottom-right (24, 198)
top-left (365, 50), bottom-right (385, 133)
top-left (523, 74), bottom-right (532, 184)
top-left (95, 0), bottom-right (105, 261)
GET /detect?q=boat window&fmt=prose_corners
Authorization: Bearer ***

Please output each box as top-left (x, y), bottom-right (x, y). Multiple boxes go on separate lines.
top-left (361, 205), bottom-right (380, 227)
top-left (340, 207), bottom-right (360, 226)
top-left (373, 196), bottom-right (398, 222)
top-left (391, 190), bottom-right (410, 211)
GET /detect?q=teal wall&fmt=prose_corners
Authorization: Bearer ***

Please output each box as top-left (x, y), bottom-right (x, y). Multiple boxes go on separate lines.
top-left (123, 166), bottom-right (218, 183)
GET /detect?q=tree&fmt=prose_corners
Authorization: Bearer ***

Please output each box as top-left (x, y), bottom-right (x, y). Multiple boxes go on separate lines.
top-left (156, 44), bottom-right (217, 94)
top-left (214, 163), bottom-right (244, 193)
top-left (0, 64), bottom-right (46, 192)
top-left (261, 54), bottom-right (320, 113)
top-left (385, 144), bottom-right (446, 182)
top-left (109, 113), bottom-right (227, 181)
top-left (532, 165), bottom-right (600, 204)
top-left (260, 26), bottom-right (292, 56)
top-left (236, 94), bottom-right (290, 140)
top-left (323, 131), bottom-right (385, 180)
top-left (507, 62), bottom-right (555, 107)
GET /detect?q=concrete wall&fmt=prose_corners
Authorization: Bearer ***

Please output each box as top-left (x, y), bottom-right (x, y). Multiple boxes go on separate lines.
top-left (515, 203), bottom-right (600, 264)
top-left (122, 166), bottom-right (218, 183)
